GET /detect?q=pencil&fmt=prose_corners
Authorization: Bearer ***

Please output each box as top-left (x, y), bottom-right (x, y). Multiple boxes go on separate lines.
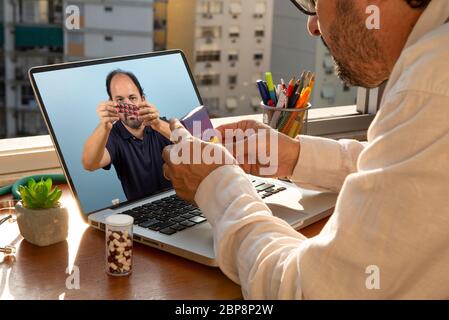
top-left (286, 78), bottom-right (314, 137)
top-left (282, 87), bottom-right (311, 135)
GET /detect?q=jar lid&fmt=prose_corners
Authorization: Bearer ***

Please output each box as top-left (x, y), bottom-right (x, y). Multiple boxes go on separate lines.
top-left (105, 214), bottom-right (134, 227)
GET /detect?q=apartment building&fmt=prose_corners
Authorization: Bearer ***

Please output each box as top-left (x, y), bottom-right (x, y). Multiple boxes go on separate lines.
top-left (166, 0), bottom-right (274, 117)
top-left (2, 0), bottom-right (64, 137)
top-left (1, 0), bottom-right (157, 138)
top-left (64, 0), bottom-right (155, 60)
top-left (271, 1), bottom-right (358, 108)
top-left (314, 39), bottom-right (358, 107)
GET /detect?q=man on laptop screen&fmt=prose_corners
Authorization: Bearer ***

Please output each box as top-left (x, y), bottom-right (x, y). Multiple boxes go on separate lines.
top-left (82, 69), bottom-right (172, 201)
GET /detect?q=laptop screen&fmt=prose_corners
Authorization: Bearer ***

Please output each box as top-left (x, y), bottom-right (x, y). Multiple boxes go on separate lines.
top-left (30, 51), bottom-right (201, 214)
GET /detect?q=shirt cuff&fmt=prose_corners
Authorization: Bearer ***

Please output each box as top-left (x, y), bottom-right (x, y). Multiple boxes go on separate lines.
top-left (194, 165), bottom-right (265, 226)
top-left (291, 135), bottom-right (345, 192)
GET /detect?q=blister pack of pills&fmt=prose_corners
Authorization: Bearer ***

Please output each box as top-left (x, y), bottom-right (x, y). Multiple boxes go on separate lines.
top-left (116, 102), bottom-right (139, 116)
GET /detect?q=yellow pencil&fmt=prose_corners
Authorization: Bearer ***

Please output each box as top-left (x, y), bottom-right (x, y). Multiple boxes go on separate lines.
top-left (291, 75), bottom-right (315, 136)
top-left (282, 87), bottom-right (311, 135)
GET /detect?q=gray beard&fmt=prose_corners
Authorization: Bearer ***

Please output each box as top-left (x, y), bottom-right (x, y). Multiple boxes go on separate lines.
top-left (323, 0), bottom-right (389, 88)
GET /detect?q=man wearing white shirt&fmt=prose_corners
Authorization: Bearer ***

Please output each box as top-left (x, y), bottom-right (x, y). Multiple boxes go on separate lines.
top-left (162, 0), bottom-right (449, 299)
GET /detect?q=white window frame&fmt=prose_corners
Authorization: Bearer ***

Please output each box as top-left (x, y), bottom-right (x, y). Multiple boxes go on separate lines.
top-left (0, 135), bottom-right (61, 180)
top-left (302, 86), bottom-right (380, 137)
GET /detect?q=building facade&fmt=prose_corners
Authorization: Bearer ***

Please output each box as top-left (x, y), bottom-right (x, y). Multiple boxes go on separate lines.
top-left (166, 0), bottom-right (274, 117)
top-left (2, 0), bottom-right (64, 137)
top-left (64, 0), bottom-right (155, 60)
top-left (1, 0), bottom-right (156, 138)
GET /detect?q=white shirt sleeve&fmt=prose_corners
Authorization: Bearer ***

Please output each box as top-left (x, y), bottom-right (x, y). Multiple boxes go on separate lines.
top-left (290, 136), bottom-right (366, 193)
top-left (195, 165), bottom-right (308, 299)
top-left (195, 89), bottom-right (449, 299)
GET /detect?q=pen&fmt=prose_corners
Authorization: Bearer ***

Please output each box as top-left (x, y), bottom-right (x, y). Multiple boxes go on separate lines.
top-left (297, 72), bottom-right (306, 96)
top-left (270, 89), bottom-right (288, 128)
top-left (292, 79), bottom-right (300, 97)
top-left (284, 78), bottom-right (294, 107)
top-left (281, 78), bottom-right (287, 90)
top-left (265, 72), bottom-right (277, 105)
top-left (282, 87), bottom-right (312, 135)
top-left (289, 78), bottom-right (303, 108)
top-left (257, 80), bottom-right (271, 105)
top-left (308, 75), bottom-right (315, 91)
top-left (288, 88), bottom-right (312, 137)
top-left (286, 77), bottom-right (296, 98)
top-left (276, 84), bottom-right (282, 99)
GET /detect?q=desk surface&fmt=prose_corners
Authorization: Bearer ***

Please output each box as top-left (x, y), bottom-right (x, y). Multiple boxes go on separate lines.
top-left (0, 184), bottom-right (329, 300)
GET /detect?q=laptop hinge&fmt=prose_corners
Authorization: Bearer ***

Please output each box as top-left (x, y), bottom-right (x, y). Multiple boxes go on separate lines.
top-left (110, 201), bottom-right (134, 211)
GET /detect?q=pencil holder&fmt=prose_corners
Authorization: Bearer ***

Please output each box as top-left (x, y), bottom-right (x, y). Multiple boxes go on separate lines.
top-left (260, 102), bottom-right (311, 138)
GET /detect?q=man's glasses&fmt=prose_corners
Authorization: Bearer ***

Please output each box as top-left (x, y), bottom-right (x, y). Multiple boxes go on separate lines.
top-left (289, 0), bottom-right (317, 16)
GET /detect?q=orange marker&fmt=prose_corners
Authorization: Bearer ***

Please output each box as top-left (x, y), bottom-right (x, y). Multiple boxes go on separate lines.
top-left (282, 87), bottom-right (311, 135)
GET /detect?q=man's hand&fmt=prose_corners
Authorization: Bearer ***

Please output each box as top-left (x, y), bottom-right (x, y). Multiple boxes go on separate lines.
top-left (96, 101), bottom-right (119, 130)
top-left (216, 120), bottom-right (301, 178)
top-left (138, 102), bottom-right (172, 139)
top-left (162, 119), bottom-right (238, 204)
top-left (138, 102), bottom-right (162, 129)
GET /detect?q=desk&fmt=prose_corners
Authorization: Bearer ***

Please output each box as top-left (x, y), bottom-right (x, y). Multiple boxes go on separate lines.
top-left (0, 184), bottom-right (329, 300)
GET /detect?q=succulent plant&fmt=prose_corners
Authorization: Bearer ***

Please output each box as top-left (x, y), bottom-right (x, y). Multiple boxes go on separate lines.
top-left (18, 178), bottom-right (62, 209)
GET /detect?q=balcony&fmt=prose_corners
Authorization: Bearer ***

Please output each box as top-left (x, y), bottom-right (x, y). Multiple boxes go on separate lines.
top-left (15, 25), bottom-right (63, 48)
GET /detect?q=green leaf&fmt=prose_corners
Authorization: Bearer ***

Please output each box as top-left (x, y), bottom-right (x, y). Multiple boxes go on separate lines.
top-left (42, 200), bottom-right (53, 209)
top-left (27, 178), bottom-right (36, 189)
top-left (44, 198), bottom-right (60, 209)
top-left (47, 188), bottom-right (62, 206)
top-left (51, 187), bottom-right (62, 201)
top-left (22, 194), bottom-right (36, 209)
top-left (35, 184), bottom-right (48, 206)
top-left (19, 186), bottom-right (31, 202)
top-left (28, 184), bottom-right (38, 199)
top-left (21, 192), bottom-right (30, 207)
top-left (18, 185), bottom-right (26, 197)
top-left (44, 178), bottom-right (52, 194)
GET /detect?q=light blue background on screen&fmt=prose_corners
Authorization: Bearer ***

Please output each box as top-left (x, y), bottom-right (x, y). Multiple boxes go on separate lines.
top-left (33, 53), bottom-right (201, 214)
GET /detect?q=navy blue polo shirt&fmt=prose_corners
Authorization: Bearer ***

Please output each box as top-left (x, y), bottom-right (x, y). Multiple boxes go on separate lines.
top-left (103, 120), bottom-right (172, 201)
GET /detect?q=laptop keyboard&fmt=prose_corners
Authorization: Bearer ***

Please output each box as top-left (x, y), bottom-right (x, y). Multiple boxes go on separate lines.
top-left (121, 194), bottom-right (206, 236)
top-left (120, 181), bottom-right (287, 236)
top-left (251, 180), bottom-right (287, 199)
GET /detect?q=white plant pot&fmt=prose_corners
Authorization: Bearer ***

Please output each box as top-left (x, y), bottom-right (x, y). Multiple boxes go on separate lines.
top-left (15, 201), bottom-right (69, 247)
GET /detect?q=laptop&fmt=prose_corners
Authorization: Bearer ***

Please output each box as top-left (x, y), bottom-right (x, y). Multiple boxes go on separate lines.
top-left (28, 50), bottom-right (337, 266)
